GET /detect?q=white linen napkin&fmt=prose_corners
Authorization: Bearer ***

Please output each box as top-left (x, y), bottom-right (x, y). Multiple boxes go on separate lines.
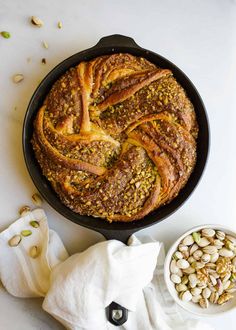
top-left (0, 209), bottom-right (214, 330)
top-left (0, 209), bottom-right (68, 297)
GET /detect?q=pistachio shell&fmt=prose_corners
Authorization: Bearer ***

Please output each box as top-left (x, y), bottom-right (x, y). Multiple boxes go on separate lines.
top-left (225, 240), bottom-right (235, 251)
top-left (219, 248), bottom-right (234, 258)
top-left (180, 290), bottom-right (192, 302)
top-left (218, 292), bottom-right (233, 305)
top-left (174, 251), bottom-right (183, 259)
top-left (171, 274), bottom-right (181, 284)
top-left (203, 245), bottom-right (218, 255)
top-left (202, 287), bottom-right (211, 299)
top-left (181, 275), bottom-right (189, 285)
top-left (188, 256), bottom-right (196, 264)
top-left (31, 16), bottom-right (44, 27)
top-left (182, 235), bottom-right (194, 246)
top-left (183, 266), bottom-right (195, 274)
top-left (232, 257), bottom-right (236, 267)
top-left (199, 297), bottom-right (209, 308)
top-left (210, 253), bottom-right (219, 263)
top-left (19, 206), bottom-right (31, 217)
top-left (177, 259), bottom-right (190, 269)
top-left (205, 262), bottom-right (216, 269)
top-left (178, 243), bottom-right (188, 252)
top-left (201, 254), bottom-right (211, 263)
top-left (192, 295), bottom-right (202, 303)
top-left (176, 268), bottom-right (183, 277)
top-left (176, 283), bottom-right (188, 292)
top-left (8, 235), bottom-right (21, 247)
top-left (189, 273), bottom-right (198, 285)
top-left (216, 279), bottom-right (224, 295)
top-left (189, 243), bottom-right (199, 255)
top-left (198, 237), bottom-right (211, 248)
top-left (12, 74), bottom-right (24, 83)
top-left (193, 250), bottom-right (203, 261)
top-left (170, 260), bottom-right (179, 274)
top-left (201, 228), bottom-right (215, 238)
top-left (32, 193), bottom-right (42, 206)
top-left (210, 292), bottom-right (219, 304)
top-left (223, 280), bottom-right (231, 290)
top-left (192, 232), bottom-right (201, 244)
top-left (213, 239), bottom-right (224, 249)
top-left (209, 275), bottom-right (217, 286)
top-left (223, 273), bottom-right (231, 283)
top-left (29, 245), bottom-right (41, 258)
top-left (192, 261), bottom-right (205, 269)
top-left (226, 235), bottom-right (236, 245)
top-left (216, 230), bottom-right (225, 241)
top-left (191, 287), bottom-right (202, 296)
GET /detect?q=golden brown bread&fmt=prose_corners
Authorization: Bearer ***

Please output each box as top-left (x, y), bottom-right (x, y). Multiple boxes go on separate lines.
top-left (32, 53), bottom-right (198, 222)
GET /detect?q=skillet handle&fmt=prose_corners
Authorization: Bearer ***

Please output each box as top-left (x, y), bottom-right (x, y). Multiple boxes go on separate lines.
top-left (98, 228), bottom-right (135, 244)
top-left (94, 34), bottom-right (142, 49)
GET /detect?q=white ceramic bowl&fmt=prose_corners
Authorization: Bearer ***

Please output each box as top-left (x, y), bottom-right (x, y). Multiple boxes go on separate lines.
top-left (164, 224), bottom-right (236, 316)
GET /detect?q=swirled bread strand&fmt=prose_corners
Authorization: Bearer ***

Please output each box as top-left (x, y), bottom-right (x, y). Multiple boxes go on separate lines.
top-left (32, 53), bottom-right (198, 222)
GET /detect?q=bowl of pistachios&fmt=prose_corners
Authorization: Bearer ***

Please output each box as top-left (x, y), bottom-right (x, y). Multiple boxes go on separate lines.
top-left (164, 225), bottom-right (236, 316)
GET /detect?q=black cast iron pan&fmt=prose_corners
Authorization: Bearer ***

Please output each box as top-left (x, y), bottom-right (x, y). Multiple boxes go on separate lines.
top-left (23, 34), bottom-right (209, 326)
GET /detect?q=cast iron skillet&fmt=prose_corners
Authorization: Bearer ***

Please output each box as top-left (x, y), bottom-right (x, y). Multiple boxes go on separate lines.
top-left (23, 34), bottom-right (209, 326)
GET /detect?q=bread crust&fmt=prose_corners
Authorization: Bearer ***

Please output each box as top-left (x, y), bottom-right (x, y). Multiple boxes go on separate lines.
top-left (32, 53), bottom-right (198, 222)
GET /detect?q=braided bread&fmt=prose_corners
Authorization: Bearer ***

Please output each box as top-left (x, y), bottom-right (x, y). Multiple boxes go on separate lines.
top-left (32, 53), bottom-right (198, 222)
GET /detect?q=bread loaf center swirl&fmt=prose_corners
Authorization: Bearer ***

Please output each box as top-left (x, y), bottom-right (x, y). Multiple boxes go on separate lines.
top-left (32, 53), bottom-right (198, 222)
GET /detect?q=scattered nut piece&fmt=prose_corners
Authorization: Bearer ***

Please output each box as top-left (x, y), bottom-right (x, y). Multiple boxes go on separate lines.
top-left (57, 21), bottom-right (62, 29)
top-left (31, 16), bottom-right (44, 27)
top-left (30, 220), bottom-right (40, 228)
top-left (8, 235), bottom-right (21, 247)
top-left (21, 230), bottom-right (32, 237)
top-left (12, 74), bottom-right (24, 84)
top-left (42, 58), bottom-right (46, 64)
top-left (1, 31), bottom-right (11, 38)
top-left (32, 193), bottom-right (43, 206)
top-left (19, 205), bottom-right (31, 216)
top-left (29, 245), bottom-right (41, 258)
top-left (42, 41), bottom-right (49, 49)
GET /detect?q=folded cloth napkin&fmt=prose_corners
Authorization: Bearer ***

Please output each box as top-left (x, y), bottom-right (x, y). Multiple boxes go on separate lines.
top-left (0, 209), bottom-right (68, 297)
top-left (0, 209), bottom-right (214, 330)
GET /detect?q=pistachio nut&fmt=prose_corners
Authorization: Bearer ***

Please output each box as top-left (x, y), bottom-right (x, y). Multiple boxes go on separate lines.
top-left (29, 245), bottom-right (40, 259)
top-left (19, 205), bottom-right (31, 217)
top-left (198, 237), bottom-right (211, 248)
top-left (192, 232), bottom-right (201, 244)
top-left (177, 259), bottom-right (190, 269)
top-left (216, 230), bottom-right (225, 241)
top-left (202, 228), bottom-right (215, 238)
top-left (180, 290), bottom-right (192, 302)
top-left (182, 235), bottom-right (194, 246)
top-left (218, 292), bottom-right (233, 305)
top-left (210, 292), bottom-right (219, 304)
top-left (8, 235), bottom-right (21, 247)
top-left (170, 274), bottom-right (181, 284)
top-left (31, 16), bottom-right (44, 27)
top-left (32, 193), bottom-right (42, 206)
top-left (193, 250), bottom-right (203, 261)
top-left (219, 248), bottom-right (234, 258)
top-left (30, 220), bottom-right (40, 228)
top-left (199, 297), bottom-right (209, 309)
top-left (21, 230), bottom-right (32, 237)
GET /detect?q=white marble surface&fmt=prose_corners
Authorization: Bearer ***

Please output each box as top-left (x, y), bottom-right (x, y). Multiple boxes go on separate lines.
top-left (0, 0), bottom-right (236, 329)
